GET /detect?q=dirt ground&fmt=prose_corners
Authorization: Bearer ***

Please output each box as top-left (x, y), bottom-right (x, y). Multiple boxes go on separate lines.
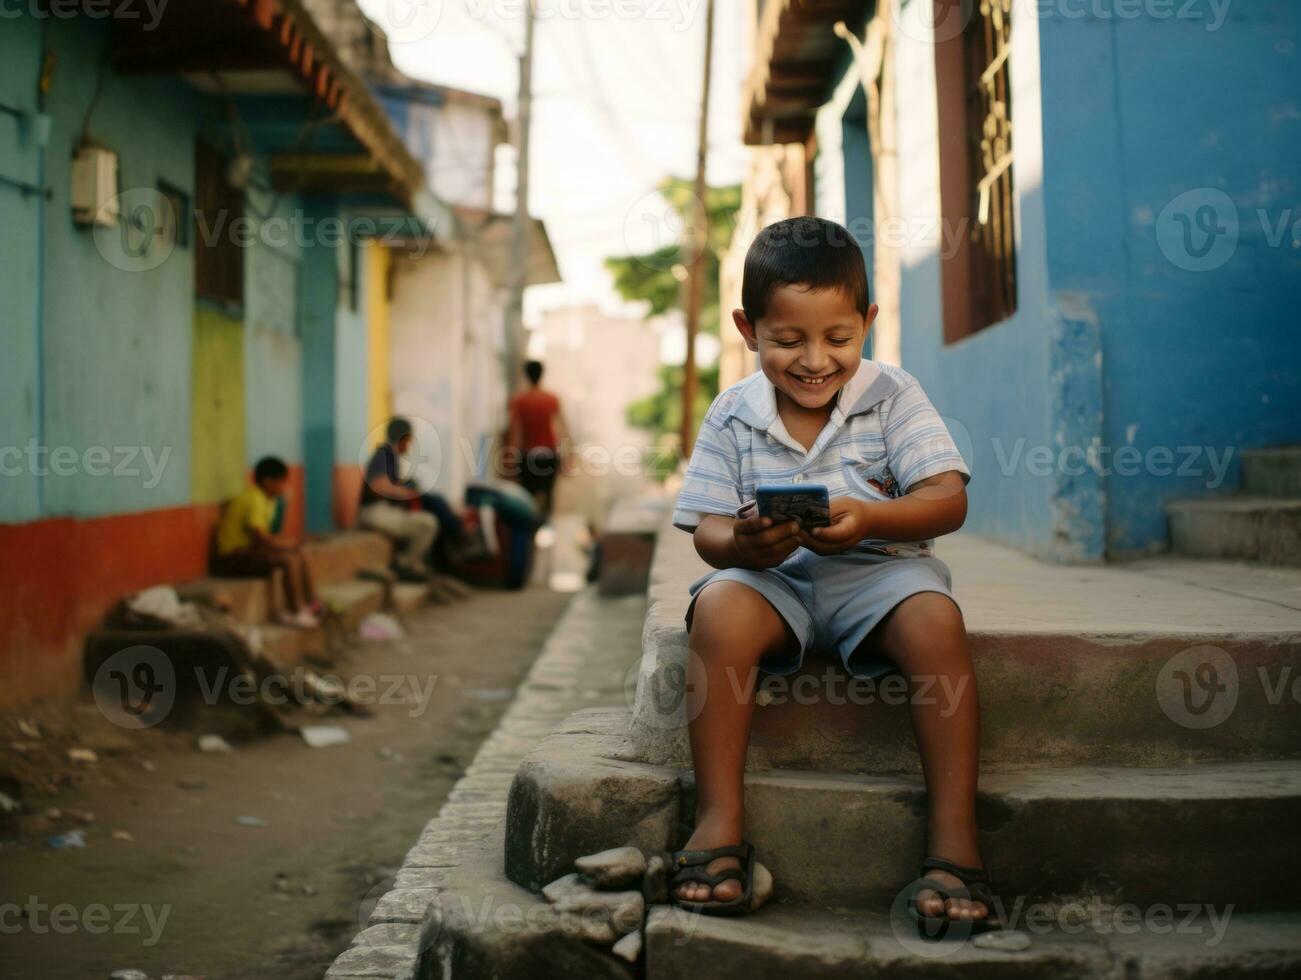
top-left (0, 582), bottom-right (575, 980)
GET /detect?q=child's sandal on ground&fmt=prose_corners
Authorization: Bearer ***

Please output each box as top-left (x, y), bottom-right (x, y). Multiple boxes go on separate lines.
top-left (908, 856), bottom-right (1003, 935)
top-left (668, 841), bottom-right (757, 916)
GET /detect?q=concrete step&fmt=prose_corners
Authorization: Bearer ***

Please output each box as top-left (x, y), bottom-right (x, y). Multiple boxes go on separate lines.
top-left (392, 582), bottom-right (432, 613)
top-left (303, 531), bottom-right (393, 587)
top-left (319, 579), bottom-right (386, 634)
top-left (506, 708), bottom-right (1301, 912)
top-left (1243, 446), bottom-right (1301, 497)
top-left (633, 522), bottom-right (1301, 774)
top-left (1168, 496), bottom-right (1301, 565)
top-left (644, 903), bottom-right (1301, 979)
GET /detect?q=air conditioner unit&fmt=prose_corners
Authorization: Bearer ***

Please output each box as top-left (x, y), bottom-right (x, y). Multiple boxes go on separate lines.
top-left (71, 145), bottom-right (119, 227)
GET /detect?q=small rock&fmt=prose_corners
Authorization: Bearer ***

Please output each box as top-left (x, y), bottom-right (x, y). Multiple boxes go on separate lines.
top-left (112, 829), bottom-right (135, 842)
top-left (197, 734), bottom-right (232, 753)
top-left (17, 719), bottom-right (41, 738)
top-left (45, 807), bottom-right (62, 820)
top-left (299, 725), bottom-right (350, 749)
top-left (234, 816), bottom-right (268, 828)
top-left (973, 929), bottom-right (1031, 952)
top-left (140, 760), bottom-right (156, 772)
top-left (750, 861), bottom-right (774, 912)
top-left (0, 791), bottom-right (19, 815)
top-left (177, 778), bottom-right (207, 790)
top-left (109, 971), bottom-right (150, 980)
top-left (67, 808), bottom-right (95, 824)
top-left (642, 854), bottom-right (667, 904)
top-left (67, 747), bottom-right (98, 764)
top-left (575, 846), bottom-right (647, 889)
top-left (611, 929), bottom-right (642, 963)
top-left (376, 746), bottom-right (404, 762)
top-left (542, 872), bottom-right (582, 905)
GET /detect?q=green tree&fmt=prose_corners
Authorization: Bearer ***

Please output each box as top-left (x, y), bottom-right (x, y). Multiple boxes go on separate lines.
top-left (605, 178), bottom-right (741, 472)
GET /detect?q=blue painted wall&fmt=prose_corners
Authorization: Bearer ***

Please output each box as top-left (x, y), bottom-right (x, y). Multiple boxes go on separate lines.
top-left (0, 19), bottom-right (44, 524)
top-left (892, 3), bottom-right (1300, 560)
top-left (334, 224), bottom-right (370, 468)
top-left (1039, 2), bottom-right (1301, 555)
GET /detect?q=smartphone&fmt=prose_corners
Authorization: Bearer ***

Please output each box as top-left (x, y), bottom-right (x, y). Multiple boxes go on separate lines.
top-left (752, 483), bottom-right (831, 529)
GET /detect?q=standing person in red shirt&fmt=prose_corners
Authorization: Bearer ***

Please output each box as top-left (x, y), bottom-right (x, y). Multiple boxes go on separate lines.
top-left (507, 360), bottom-right (568, 521)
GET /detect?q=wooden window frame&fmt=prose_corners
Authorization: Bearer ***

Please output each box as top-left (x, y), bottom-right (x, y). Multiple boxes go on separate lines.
top-left (934, 0), bottom-right (1017, 344)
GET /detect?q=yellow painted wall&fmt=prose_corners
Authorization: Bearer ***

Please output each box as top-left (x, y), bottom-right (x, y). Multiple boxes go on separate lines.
top-left (191, 304), bottom-right (248, 504)
top-left (366, 243), bottom-right (393, 437)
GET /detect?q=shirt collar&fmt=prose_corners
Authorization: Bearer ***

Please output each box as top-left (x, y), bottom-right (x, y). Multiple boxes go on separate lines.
top-left (726, 358), bottom-right (898, 432)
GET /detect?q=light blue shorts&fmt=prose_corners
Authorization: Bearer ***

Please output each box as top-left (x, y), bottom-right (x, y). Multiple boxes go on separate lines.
top-left (684, 548), bottom-right (959, 679)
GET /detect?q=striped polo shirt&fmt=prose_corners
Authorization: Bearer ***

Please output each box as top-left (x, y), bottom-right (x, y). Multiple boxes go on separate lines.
top-left (672, 359), bottom-right (971, 558)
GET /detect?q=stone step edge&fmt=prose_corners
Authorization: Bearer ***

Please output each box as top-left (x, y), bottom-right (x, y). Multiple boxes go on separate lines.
top-left (324, 587), bottom-right (643, 980)
top-left (505, 707), bottom-right (1301, 910)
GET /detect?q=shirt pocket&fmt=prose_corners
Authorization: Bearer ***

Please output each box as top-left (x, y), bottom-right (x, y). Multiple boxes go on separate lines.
top-left (838, 444), bottom-right (899, 502)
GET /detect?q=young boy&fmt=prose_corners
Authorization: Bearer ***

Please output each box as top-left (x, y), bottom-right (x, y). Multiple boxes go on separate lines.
top-left (213, 456), bottom-right (319, 628)
top-left (670, 216), bottom-right (991, 927)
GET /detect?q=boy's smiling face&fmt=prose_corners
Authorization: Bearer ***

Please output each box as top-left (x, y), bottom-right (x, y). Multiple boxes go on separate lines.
top-left (734, 284), bottom-right (878, 413)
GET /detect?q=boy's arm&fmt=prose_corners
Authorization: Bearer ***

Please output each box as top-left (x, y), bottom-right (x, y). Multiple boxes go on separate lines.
top-left (802, 471), bottom-right (967, 553)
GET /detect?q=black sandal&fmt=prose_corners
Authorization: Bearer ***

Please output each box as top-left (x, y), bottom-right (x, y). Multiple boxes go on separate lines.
top-left (668, 841), bottom-right (757, 916)
top-left (908, 856), bottom-right (1002, 935)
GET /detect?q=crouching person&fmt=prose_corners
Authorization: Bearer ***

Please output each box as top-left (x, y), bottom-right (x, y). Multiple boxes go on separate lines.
top-left (358, 418), bottom-right (438, 582)
top-left (213, 456), bottom-right (319, 628)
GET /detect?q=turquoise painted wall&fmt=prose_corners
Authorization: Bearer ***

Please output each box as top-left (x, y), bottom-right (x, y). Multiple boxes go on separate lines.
top-left (244, 182), bottom-right (305, 467)
top-left (0, 19), bottom-right (44, 524)
top-left (38, 21), bottom-right (196, 519)
top-left (298, 197), bottom-right (340, 533)
top-left (334, 223), bottom-right (370, 467)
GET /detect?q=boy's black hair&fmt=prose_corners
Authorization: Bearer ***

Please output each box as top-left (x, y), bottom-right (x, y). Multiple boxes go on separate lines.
top-left (253, 456), bottom-right (289, 483)
top-left (524, 360), bottom-right (544, 384)
top-left (387, 417), bottom-right (413, 444)
top-left (740, 216), bottom-right (870, 324)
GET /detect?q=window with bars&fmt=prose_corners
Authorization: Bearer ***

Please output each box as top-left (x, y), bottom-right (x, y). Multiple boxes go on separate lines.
top-left (934, 0), bottom-right (1016, 342)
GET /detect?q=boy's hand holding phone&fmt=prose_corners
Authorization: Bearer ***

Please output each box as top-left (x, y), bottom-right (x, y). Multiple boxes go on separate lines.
top-left (799, 497), bottom-right (873, 555)
top-left (731, 514), bottom-right (801, 569)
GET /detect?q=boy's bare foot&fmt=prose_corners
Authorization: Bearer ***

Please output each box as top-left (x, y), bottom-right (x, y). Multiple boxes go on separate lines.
top-left (914, 858), bottom-right (990, 921)
top-left (672, 824), bottom-right (745, 904)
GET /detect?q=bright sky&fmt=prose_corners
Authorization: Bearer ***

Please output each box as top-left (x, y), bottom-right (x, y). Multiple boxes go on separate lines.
top-left (358, 0), bottom-right (747, 320)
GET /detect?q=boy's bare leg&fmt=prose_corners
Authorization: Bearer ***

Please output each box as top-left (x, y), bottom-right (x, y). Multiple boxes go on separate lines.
top-left (862, 591), bottom-right (986, 921)
top-left (676, 581), bottom-right (798, 904)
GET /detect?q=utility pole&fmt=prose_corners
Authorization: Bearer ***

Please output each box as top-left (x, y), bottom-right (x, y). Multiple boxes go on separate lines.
top-left (504, 0), bottom-right (536, 397)
top-left (679, 0), bottom-right (715, 461)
